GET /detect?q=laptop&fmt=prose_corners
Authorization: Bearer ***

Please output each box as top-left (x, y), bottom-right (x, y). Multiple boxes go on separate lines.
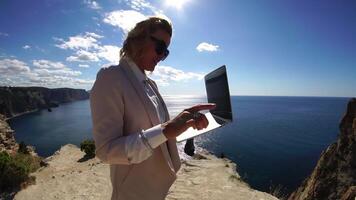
top-left (176, 65), bottom-right (233, 142)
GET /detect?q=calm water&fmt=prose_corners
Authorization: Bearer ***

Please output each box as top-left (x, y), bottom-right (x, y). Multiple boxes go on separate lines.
top-left (8, 96), bottom-right (350, 194)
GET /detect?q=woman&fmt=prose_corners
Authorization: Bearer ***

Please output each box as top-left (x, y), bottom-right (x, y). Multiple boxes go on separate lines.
top-left (90, 17), bottom-right (215, 200)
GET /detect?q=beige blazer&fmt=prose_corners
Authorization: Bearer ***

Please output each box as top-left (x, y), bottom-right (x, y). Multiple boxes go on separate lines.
top-left (90, 59), bottom-right (181, 200)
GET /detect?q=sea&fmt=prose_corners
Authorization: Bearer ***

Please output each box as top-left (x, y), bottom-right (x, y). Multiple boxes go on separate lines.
top-left (7, 95), bottom-right (350, 194)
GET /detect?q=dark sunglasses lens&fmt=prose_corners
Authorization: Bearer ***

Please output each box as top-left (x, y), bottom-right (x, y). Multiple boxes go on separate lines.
top-left (155, 46), bottom-right (164, 55)
top-left (160, 49), bottom-right (169, 61)
top-left (164, 49), bottom-right (169, 57)
top-left (156, 43), bottom-right (168, 58)
top-left (151, 36), bottom-right (169, 60)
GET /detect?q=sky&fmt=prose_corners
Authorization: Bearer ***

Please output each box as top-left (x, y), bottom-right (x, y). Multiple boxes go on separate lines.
top-left (0, 0), bottom-right (355, 97)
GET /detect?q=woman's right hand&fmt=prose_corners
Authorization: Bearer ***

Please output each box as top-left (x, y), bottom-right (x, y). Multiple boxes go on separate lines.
top-left (161, 103), bottom-right (216, 139)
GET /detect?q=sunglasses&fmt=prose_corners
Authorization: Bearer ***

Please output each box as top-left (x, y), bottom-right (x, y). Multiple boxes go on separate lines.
top-left (150, 36), bottom-right (169, 61)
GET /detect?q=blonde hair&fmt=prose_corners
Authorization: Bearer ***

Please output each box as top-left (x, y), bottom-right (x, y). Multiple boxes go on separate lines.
top-left (120, 17), bottom-right (172, 61)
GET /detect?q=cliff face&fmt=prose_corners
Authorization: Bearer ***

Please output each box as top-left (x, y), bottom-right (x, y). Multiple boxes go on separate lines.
top-left (0, 114), bottom-right (18, 153)
top-left (0, 86), bottom-right (89, 119)
top-left (288, 98), bottom-right (356, 200)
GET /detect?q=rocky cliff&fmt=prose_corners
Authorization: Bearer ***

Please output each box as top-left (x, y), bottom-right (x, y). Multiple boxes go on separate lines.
top-left (288, 98), bottom-right (356, 200)
top-left (14, 144), bottom-right (279, 200)
top-left (0, 86), bottom-right (89, 119)
top-left (0, 114), bottom-right (18, 153)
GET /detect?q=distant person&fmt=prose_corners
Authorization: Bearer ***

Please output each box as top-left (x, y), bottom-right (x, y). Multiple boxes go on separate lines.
top-left (90, 17), bottom-right (215, 200)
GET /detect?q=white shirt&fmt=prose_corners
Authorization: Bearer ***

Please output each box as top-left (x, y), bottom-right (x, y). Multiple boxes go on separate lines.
top-left (123, 57), bottom-right (168, 164)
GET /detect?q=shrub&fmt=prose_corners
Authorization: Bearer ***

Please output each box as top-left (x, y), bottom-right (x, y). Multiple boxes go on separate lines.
top-left (0, 151), bottom-right (41, 191)
top-left (18, 141), bottom-right (30, 154)
top-left (80, 139), bottom-right (95, 158)
top-left (13, 152), bottom-right (41, 173)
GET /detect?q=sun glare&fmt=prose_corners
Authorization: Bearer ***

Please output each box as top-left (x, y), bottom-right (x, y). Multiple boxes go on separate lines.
top-left (164, 0), bottom-right (190, 10)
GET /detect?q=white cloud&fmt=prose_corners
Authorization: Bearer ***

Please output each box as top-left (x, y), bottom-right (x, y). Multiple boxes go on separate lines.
top-left (73, 79), bottom-right (95, 85)
top-left (0, 59), bottom-right (31, 75)
top-left (33, 68), bottom-right (81, 77)
top-left (55, 31), bottom-right (121, 65)
top-left (97, 45), bottom-right (121, 64)
top-left (103, 10), bottom-right (146, 33)
top-left (125, 0), bottom-right (161, 14)
top-left (32, 59), bottom-right (81, 77)
top-left (65, 45), bottom-right (121, 63)
top-left (84, 0), bottom-right (101, 10)
top-left (123, 0), bottom-right (168, 24)
top-left (33, 59), bottom-right (67, 69)
top-left (25, 75), bottom-right (94, 88)
top-left (149, 65), bottom-right (204, 86)
top-left (55, 32), bottom-right (103, 50)
top-left (23, 45), bottom-right (31, 50)
top-left (100, 63), bottom-right (116, 69)
top-left (78, 64), bottom-right (90, 68)
top-left (66, 50), bottom-right (100, 62)
top-left (196, 42), bottom-right (219, 52)
top-left (85, 32), bottom-right (102, 38)
top-left (151, 78), bottom-right (169, 86)
top-left (163, 0), bottom-right (190, 10)
top-left (0, 58), bottom-right (93, 89)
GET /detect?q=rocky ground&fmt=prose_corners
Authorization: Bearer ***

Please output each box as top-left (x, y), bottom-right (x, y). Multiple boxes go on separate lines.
top-left (14, 144), bottom-right (278, 200)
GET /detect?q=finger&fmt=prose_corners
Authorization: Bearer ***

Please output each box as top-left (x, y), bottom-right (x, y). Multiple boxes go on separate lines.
top-left (177, 110), bottom-right (194, 120)
top-left (185, 103), bottom-right (216, 113)
top-left (194, 119), bottom-right (202, 130)
top-left (200, 115), bottom-right (209, 128)
top-left (182, 111), bottom-right (202, 122)
top-left (185, 119), bottom-right (198, 130)
top-left (198, 120), bottom-right (205, 130)
top-left (192, 112), bottom-right (203, 120)
top-left (194, 115), bottom-right (203, 129)
top-left (187, 103), bottom-right (216, 113)
top-left (181, 111), bottom-right (195, 122)
top-left (192, 113), bottom-right (207, 129)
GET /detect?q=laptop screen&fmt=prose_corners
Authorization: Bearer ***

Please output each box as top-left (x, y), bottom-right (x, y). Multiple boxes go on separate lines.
top-left (205, 65), bottom-right (233, 124)
top-left (176, 65), bottom-right (232, 142)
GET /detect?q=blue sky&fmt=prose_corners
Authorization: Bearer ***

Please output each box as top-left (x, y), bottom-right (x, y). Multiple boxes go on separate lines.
top-left (0, 0), bottom-right (355, 97)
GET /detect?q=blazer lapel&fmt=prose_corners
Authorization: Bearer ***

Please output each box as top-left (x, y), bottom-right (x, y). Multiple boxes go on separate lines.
top-left (120, 60), bottom-right (176, 172)
top-left (146, 78), bottom-right (170, 121)
top-left (120, 60), bottom-right (160, 126)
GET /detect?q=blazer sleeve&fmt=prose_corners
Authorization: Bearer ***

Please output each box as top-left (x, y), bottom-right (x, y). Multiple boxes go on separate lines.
top-left (90, 68), bottom-right (133, 164)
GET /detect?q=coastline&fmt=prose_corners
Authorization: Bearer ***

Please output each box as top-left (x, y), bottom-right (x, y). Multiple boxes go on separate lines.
top-left (0, 86), bottom-right (89, 120)
top-left (4, 109), bottom-right (39, 121)
top-left (4, 98), bottom-right (89, 121)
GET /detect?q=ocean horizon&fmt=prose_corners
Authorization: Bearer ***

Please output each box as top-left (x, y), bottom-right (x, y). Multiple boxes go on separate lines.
top-left (8, 95), bottom-right (351, 194)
